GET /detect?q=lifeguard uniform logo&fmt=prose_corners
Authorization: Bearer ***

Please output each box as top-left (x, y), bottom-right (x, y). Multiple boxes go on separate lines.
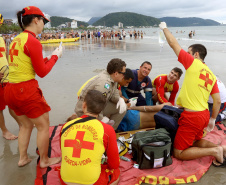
top-left (199, 69), bottom-right (213, 92)
top-left (0, 37), bottom-right (8, 83)
top-left (61, 117), bottom-right (105, 184)
top-left (8, 32), bottom-right (35, 83)
top-left (64, 131), bottom-right (94, 158)
top-left (0, 37), bottom-right (8, 68)
top-left (176, 51), bottom-right (216, 111)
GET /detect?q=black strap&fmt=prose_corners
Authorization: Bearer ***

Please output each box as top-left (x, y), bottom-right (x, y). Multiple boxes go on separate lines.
top-left (150, 151), bottom-right (154, 168)
top-left (48, 126), bottom-right (58, 157)
top-left (216, 124), bottom-right (222, 130)
top-left (43, 166), bottom-right (52, 185)
top-left (162, 150), bottom-right (167, 167)
top-left (61, 116), bottom-right (95, 136)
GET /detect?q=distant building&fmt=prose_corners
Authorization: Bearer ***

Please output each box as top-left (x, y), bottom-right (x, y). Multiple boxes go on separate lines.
top-left (95, 25), bottom-right (104, 29)
top-left (71, 20), bottom-right (77, 28)
top-left (44, 13), bottom-right (51, 28)
top-left (87, 25), bottom-right (94, 28)
top-left (118, 22), bottom-right (123, 28)
top-left (3, 19), bottom-right (13, 25)
top-left (58, 24), bottom-right (67, 28)
top-left (66, 22), bottom-right (71, 27)
top-left (113, 25), bottom-right (119, 30)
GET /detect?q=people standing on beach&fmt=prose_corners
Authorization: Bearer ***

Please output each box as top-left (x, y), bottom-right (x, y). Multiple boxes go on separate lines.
top-left (70, 58), bottom-right (127, 130)
top-left (159, 22), bottom-right (226, 166)
top-left (121, 61), bottom-right (153, 106)
top-left (61, 90), bottom-right (120, 185)
top-left (4, 6), bottom-right (62, 167)
top-left (122, 29), bottom-right (126, 39)
top-left (0, 13), bottom-right (21, 140)
top-left (152, 67), bottom-right (183, 105)
top-left (129, 30), bottom-right (133, 38)
top-left (141, 30), bottom-right (144, 39)
top-left (193, 30), bottom-right (195, 36)
top-left (208, 77), bottom-right (226, 124)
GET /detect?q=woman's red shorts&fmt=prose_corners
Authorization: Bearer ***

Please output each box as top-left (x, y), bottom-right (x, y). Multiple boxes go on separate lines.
top-left (4, 79), bottom-right (51, 118)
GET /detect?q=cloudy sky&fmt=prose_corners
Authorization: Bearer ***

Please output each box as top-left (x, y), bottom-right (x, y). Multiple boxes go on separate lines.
top-left (1, 0), bottom-right (226, 24)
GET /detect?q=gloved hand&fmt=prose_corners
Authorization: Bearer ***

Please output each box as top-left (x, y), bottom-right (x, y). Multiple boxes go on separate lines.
top-left (101, 116), bottom-right (110, 123)
top-left (205, 117), bottom-right (216, 132)
top-left (116, 97), bottom-right (127, 114)
top-left (129, 97), bottom-right (138, 107)
top-left (107, 120), bottom-right (115, 127)
top-left (101, 117), bottom-right (115, 126)
top-left (46, 55), bottom-right (51, 61)
top-left (52, 46), bottom-right (63, 58)
top-left (159, 22), bottom-right (167, 30)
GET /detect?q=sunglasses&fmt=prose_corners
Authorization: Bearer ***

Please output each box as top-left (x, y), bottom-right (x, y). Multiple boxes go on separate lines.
top-left (39, 17), bottom-right (48, 25)
top-left (118, 71), bottom-right (126, 75)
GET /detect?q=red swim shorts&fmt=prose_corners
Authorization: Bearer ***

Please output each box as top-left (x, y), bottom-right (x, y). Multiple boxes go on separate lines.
top-left (4, 79), bottom-right (51, 118)
top-left (0, 83), bottom-right (7, 111)
top-left (174, 109), bottom-right (209, 150)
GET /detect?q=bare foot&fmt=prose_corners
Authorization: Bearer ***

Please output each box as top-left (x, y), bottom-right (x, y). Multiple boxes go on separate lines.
top-left (18, 158), bottom-right (32, 167)
top-left (40, 157), bottom-right (61, 168)
top-left (214, 146), bottom-right (224, 164)
top-left (222, 145), bottom-right (226, 158)
top-left (3, 131), bottom-right (18, 140)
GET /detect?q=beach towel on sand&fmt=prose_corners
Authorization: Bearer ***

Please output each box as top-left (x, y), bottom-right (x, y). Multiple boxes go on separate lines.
top-left (35, 124), bottom-right (226, 185)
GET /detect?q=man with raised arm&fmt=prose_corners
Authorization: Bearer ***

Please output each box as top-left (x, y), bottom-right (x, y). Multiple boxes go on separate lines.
top-left (159, 22), bottom-right (226, 166)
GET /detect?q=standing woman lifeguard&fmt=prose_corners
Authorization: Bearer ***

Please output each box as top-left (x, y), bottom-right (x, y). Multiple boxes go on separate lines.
top-left (4, 6), bottom-right (62, 168)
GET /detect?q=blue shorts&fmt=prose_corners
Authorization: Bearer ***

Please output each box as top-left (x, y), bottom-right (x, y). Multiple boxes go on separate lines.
top-left (118, 110), bottom-right (140, 131)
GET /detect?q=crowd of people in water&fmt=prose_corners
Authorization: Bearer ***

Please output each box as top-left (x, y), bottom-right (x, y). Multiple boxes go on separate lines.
top-left (1, 28), bottom-right (196, 48)
top-left (1, 5), bottom-right (226, 185)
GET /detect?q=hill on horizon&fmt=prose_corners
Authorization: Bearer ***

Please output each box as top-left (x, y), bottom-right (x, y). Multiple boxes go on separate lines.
top-left (88, 17), bottom-right (102, 25)
top-left (160, 17), bottom-right (220, 27)
top-left (50, 16), bottom-right (89, 27)
top-left (92, 12), bottom-right (160, 27)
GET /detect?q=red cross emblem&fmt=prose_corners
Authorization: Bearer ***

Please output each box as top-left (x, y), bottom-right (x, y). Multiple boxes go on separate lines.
top-left (0, 47), bottom-right (5, 57)
top-left (64, 131), bottom-right (94, 158)
top-left (199, 72), bottom-right (213, 88)
top-left (9, 42), bottom-right (19, 63)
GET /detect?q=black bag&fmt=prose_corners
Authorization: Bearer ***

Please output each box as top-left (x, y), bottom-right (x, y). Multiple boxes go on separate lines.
top-left (132, 128), bottom-right (172, 169)
top-left (154, 105), bottom-right (184, 143)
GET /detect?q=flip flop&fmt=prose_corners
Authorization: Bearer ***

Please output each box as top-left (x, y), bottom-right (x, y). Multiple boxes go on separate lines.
top-left (212, 158), bottom-right (226, 168)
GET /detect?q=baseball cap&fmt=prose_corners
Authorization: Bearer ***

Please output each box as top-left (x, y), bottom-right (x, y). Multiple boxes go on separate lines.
top-left (0, 14), bottom-right (3, 25)
top-left (22, 6), bottom-right (50, 24)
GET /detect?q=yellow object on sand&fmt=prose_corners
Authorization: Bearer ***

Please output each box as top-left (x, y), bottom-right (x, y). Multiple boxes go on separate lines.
top-left (40, 37), bottom-right (80, 44)
top-left (0, 14), bottom-right (4, 25)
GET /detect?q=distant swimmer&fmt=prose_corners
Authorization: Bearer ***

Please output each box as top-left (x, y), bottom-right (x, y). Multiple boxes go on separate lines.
top-left (189, 31), bottom-right (193, 38)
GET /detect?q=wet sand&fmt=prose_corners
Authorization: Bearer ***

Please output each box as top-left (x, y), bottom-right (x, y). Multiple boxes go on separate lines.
top-left (1, 37), bottom-right (226, 185)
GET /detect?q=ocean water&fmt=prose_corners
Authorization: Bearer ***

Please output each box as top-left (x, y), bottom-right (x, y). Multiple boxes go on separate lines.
top-left (127, 26), bottom-right (226, 51)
